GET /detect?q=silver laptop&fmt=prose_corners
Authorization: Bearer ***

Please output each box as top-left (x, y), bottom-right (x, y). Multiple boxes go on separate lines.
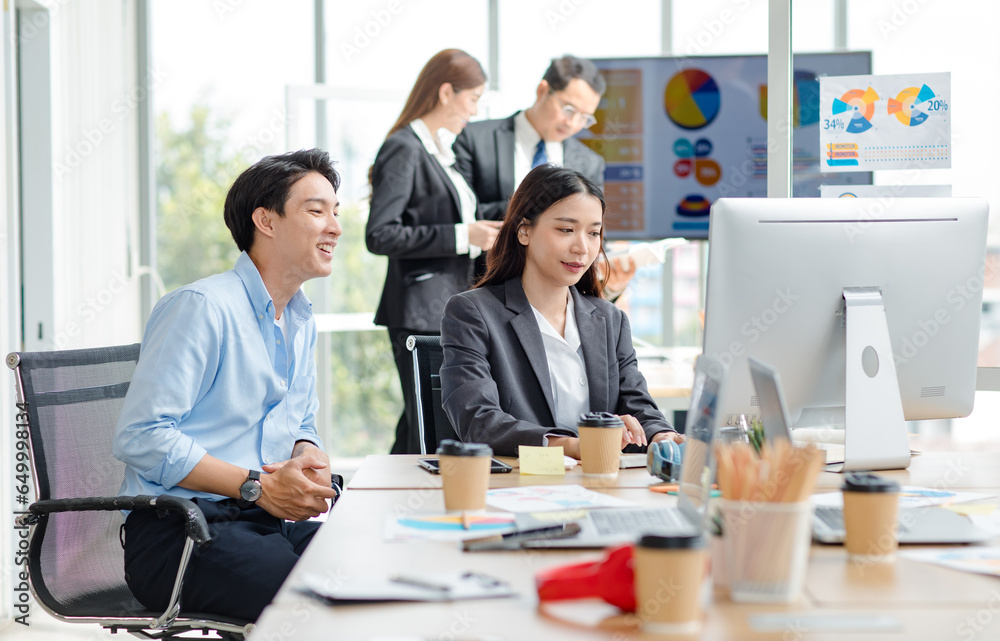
top-left (749, 357), bottom-right (991, 545)
top-left (519, 355), bottom-right (723, 549)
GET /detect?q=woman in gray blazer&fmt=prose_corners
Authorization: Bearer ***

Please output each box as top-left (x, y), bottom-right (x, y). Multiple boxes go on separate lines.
top-left (367, 50), bottom-right (503, 454)
top-left (440, 165), bottom-right (683, 457)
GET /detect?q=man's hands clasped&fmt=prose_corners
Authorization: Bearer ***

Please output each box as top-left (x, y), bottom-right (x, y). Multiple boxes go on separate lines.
top-left (259, 443), bottom-right (337, 521)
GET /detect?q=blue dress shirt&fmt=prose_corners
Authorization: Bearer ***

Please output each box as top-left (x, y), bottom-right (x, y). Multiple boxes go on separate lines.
top-left (113, 252), bottom-right (323, 501)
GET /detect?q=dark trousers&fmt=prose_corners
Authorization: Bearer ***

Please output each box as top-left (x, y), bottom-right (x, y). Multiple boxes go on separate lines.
top-left (123, 498), bottom-right (320, 622)
top-left (388, 326), bottom-right (438, 454)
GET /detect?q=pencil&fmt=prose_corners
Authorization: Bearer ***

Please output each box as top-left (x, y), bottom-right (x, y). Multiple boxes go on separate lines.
top-left (461, 511), bottom-right (471, 530)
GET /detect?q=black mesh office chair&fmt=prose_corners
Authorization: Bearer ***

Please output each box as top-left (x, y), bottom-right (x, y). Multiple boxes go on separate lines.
top-left (406, 335), bottom-right (459, 455)
top-left (7, 344), bottom-right (253, 640)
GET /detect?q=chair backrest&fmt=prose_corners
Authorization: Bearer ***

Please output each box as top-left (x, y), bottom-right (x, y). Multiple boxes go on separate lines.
top-left (407, 335), bottom-right (459, 455)
top-left (9, 343), bottom-right (144, 617)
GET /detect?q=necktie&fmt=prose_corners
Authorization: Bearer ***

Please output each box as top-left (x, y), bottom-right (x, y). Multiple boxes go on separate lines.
top-left (531, 139), bottom-right (548, 169)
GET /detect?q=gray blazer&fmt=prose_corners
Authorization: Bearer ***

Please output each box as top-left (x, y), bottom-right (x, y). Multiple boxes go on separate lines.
top-left (440, 278), bottom-right (673, 456)
top-left (452, 113), bottom-right (605, 222)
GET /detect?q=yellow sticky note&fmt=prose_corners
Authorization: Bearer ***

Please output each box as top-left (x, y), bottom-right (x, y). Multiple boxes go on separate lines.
top-left (518, 446), bottom-right (565, 475)
top-left (946, 503), bottom-right (997, 516)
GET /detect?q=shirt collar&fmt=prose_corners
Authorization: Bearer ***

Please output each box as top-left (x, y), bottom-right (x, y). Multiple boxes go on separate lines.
top-left (514, 110), bottom-right (542, 153)
top-left (531, 292), bottom-right (581, 351)
top-left (233, 251), bottom-right (313, 322)
top-left (410, 119), bottom-right (457, 167)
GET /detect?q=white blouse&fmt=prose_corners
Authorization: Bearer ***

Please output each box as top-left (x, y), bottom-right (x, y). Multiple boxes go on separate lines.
top-left (531, 293), bottom-right (589, 432)
top-left (409, 119), bottom-right (481, 258)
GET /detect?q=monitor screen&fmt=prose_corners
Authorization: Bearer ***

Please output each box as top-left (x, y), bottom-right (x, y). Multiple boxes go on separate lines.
top-left (578, 53), bottom-right (872, 240)
top-left (702, 197), bottom-right (989, 432)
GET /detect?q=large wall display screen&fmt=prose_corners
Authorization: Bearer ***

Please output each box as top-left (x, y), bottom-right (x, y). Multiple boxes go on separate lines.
top-left (577, 53), bottom-right (872, 240)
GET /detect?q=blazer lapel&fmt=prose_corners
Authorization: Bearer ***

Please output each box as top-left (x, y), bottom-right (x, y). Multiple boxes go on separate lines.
top-left (496, 117), bottom-right (516, 205)
top-left (573, 288), bottom-right (610, 412)
top-left (429, 155), bottom-right (462, 221)
top-left (505, 279), bottom-right (556, 421)
top-left (408, 128), bottom-right (462, 222)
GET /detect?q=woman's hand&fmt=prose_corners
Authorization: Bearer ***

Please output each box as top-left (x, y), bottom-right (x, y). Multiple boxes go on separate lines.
top-left (619, 415), bottom-right (647, 449)
top-left (469, 221), bottom-right (503, 251)
top-left (547, 435), bottom-right (581, 460)
top-left (651, 431), bottom-right (685, 444)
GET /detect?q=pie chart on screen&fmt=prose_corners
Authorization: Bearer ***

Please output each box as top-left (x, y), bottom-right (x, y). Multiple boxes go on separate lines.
top-left (664, 69), bottom-right (720, 130)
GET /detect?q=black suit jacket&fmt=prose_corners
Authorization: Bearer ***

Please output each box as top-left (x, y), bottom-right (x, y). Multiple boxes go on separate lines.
top-left (366, 127), bottom-right (475, 332)
top-left (440, 278), bottom-right (673, 457)
top-left (452, 112), bottom-right (606, 222)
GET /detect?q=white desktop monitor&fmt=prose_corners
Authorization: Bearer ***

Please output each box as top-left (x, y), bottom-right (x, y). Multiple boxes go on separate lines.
top-left (703, 197), bottom-right (989, 470)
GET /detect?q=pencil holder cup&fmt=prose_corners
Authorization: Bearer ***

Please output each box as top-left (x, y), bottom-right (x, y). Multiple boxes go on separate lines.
top-left (719, 500), bottom-right (813, 603)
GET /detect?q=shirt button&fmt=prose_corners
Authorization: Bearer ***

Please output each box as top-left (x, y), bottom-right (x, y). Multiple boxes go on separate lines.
top-left (258, 314), bottom-right (263, 320)
top-left (280, 380), bottom-right (286, 388)
top-left (579, 377), bottom-right (586, 386)
top-left (276, 339), bottom-right (281, 345)
top-left (264, 456), bottom-right (272, 465)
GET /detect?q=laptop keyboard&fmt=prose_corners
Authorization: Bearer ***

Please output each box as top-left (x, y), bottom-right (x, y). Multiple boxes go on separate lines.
top-left (590, 508), bottom-right (690, 535)
top-left (815, 505), bottom-right (911, 534)
top-left (815, 505), bottom-right (845, 531)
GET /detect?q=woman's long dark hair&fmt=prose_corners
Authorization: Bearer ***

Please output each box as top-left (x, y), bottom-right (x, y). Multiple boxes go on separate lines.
top-left (385, 49), bottom-right (486, 140)
top-left (477, 165), bottom-right (607, 297)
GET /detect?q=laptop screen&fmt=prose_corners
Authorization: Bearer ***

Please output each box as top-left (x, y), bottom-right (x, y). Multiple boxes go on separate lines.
top-left (677, 355), bottom-right (724, 526)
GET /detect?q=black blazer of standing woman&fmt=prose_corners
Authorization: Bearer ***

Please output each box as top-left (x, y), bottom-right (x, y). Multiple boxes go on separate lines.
top-left (367, 49), bottom-right (501, 454)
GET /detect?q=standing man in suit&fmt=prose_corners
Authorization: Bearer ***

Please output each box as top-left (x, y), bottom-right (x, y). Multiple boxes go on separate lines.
top-left (454, 55), bottom-right (635, 297)
top-left (454, 54), bottom-right (605, 223)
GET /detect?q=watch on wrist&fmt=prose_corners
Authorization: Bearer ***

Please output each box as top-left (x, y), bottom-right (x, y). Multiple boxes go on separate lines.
top-left (239, 469), bottom-right (262, 503)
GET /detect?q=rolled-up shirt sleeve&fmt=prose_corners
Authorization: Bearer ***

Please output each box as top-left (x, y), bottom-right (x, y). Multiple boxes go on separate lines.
top-left (292, 319), bottom-right (323, 450)
top-left (113, 290), bottom-right (221, 490)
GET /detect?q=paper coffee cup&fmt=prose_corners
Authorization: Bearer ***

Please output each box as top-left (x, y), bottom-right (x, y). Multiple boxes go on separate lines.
top-left (634, 533), bottom-right (705, 634)
top-left (437, 440), bottom-right (492, 512)
top-left (842, 473), bottom-right (900, 562)
top-left (578, 412), bottom-right (623, 477)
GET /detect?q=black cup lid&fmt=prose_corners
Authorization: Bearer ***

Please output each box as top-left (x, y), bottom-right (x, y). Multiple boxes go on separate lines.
top-left (578, 412), bottom-right (624, 428)
top-left (436, 439), bottom-right (492, 457)
top-left (842, 472), bottom-right (900, 493)
top-left (638, 532), bottom-right (704, 550)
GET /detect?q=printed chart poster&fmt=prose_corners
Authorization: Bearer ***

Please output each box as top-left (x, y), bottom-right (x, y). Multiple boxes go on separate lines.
top-left (578, 53), bottom-right (872, 240)
top-left (819, 72), bottom-right (951, 172)
top-left (819, 184), bottom-right (952, 198)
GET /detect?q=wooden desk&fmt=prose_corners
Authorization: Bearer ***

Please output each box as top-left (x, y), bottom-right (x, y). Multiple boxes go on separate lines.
top-left (348, 454), bottom-right (661, 490)
top-left (254, 471), bottom-right (1000, 640)
top-left (814, 450), bottom-right (1000, 490)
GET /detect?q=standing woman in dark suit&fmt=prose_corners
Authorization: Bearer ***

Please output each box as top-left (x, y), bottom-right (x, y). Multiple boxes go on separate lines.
top-left (368, 49), bottom-right (502, 454)
top-left (440, 165), bottom-right (683, 458)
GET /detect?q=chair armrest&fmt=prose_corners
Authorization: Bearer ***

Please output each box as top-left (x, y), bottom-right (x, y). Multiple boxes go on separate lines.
top-left (332, 474), bottom-right (344, 505)
top-left (17, 495), bottom-right (212, 546)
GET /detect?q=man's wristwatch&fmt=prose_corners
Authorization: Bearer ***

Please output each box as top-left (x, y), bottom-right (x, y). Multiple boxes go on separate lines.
top-left (239, 469), bottom-right (262, 503)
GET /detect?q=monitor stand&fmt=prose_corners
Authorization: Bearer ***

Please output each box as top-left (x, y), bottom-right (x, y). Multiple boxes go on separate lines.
top-left (831, 287), bottom-right (912, 472)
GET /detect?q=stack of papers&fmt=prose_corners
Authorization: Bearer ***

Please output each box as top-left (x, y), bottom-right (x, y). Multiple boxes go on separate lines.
top-left (299, 570), bottom-right (515, 603)
top-left (606, 238), bottom-right (688, 269)
top-left (486, 484), bottom-right (636, 513)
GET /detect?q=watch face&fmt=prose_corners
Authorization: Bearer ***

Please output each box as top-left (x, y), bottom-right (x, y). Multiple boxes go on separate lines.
top-left (240, 480), bottom-right (262, 502)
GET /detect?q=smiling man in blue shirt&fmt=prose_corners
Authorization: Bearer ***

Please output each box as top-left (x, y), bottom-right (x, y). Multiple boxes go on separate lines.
top-left (113, 149), bottom-right (342, 621)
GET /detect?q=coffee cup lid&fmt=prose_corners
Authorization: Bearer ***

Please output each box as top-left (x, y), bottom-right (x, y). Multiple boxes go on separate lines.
top-left (842, 472), bottom-right (900, 493)
top-left (578, 412), bottom-right (624, 428)
top-left (638, 532), bottom-right (704, 549)
top-left (436, 439), bottom-right (492, 457)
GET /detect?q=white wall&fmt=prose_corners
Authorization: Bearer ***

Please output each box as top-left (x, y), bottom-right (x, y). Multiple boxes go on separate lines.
top-left (1, 0), bottom-right (142, 626)
top-left (48, 1), bottom-right (143, 350)
top-left (0, 1), bottom-right (16, 626)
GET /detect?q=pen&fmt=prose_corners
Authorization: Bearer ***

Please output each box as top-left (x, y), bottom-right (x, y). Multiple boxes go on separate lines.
top-left (389, 574), bottom-right (452, 593)
top-left (463, 523), bottom-right (582, 551)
